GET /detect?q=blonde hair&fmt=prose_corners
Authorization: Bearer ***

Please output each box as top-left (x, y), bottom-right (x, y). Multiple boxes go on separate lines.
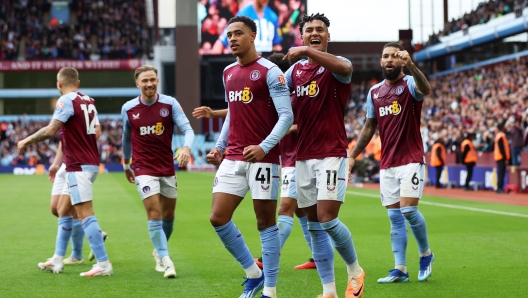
top-left (134, 65), bottom-right (158, 80)
top-left (57, 67), bottom-right (79, 86)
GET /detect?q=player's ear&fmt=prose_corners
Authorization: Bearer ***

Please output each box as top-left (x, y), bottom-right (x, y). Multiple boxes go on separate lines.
top-left (76, 80), bottom-right (80, 88)
top-left (327, 32), bottom-right (330, 42)
top-left (251, 31), bottom-right (256, 42)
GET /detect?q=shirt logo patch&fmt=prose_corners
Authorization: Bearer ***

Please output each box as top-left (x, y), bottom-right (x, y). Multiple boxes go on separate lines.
top-left (160, 108), bottom-right (169, 117)
top-left (142, 186), bottom-right (151, 193)
top-left (250, 70), bottom-right (260, 81)
top-left (132, 113), bottom-right (140, 120)
top-left (379, 101), bottom-right (402, 117)
top-left (227, 74), bottom-right (232, 81)
top-left (317, 66), bottom-right (325, 74)
top-left (296, 81), bottom-right (319, 97)
top-left (228, 87), bottom-right (253, 104)
top-left (278, 74), bottom-right (286, 84)
top-left (56, 102), bottom-right (64, 109)
top-left (140, 122), bottom-right (165, 135)
top-left (373, 93), bottom-right (379, 100)
top-left (396, 86), bottom-right (404, 95)
top-left (296, 70), bottom-right (303, 77)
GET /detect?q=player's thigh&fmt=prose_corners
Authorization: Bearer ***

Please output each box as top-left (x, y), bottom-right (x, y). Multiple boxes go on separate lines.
top-left (248, 162), bottom-right (280, 201)
top-left (160, 176), bottom-right (177, 199)
top-left (143, 193), bottom-right (163, 220)
top-left (67, 171), bottom-right (98, 205)
top-left (314, 157), bottom-right (348, 203)
top-left (212, 159), bottom-right (250, 197)
top-left (396, 163), bottom-right (425, 203)
top-left (135, 175), bottom-right (161, 200)
top-left (380, 167), bottom-right (401, 207)
top-left (280, 167), bottom-right (298, 200)
top-left (210, 192), bottom-right (244, 226)
top-left (51, 163), bottom-right (67, 197)
top-left (296, 160), bottom-right (317, 209)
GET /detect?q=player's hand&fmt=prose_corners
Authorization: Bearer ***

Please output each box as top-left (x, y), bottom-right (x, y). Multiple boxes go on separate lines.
top-left (192, 106), bottom-right (214, 119)
top-left (284, 46), bottom-right (309, 61)
top-left (125, 169), bottom-right (135, 183)
top-left (17, 139), bottom-right (28, 154)
top-left (243, 145), bottom-right (265, 163)
top-left (395, 50), bottom-right (413, 66)
top-left (175, 146), bottom-right (191, 167)
top-left (348, 158), bottom-right (356, 181)
top-left (207, 148), bottom-right (223, 165)
top-left (48, 163), bottom-right (60, 182)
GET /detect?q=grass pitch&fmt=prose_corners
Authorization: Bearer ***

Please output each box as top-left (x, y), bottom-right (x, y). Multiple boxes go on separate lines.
top-left (1, 172), bottom-right (527, 297)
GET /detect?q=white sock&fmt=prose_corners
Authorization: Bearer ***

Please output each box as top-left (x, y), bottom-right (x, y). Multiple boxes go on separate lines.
top-left (322, 281), bottom-right (337, 296)
top-left (98, 260), bottom-right (111, 268)
top-left (346, 260), bottom-right (362, 276)
top-left (161, 256), bottom-right (172, 266)
top-left (51, 254), bottom-right (64, 264)
top-left (395, 265), bottom-right (407, 273)
top-left (244, 263), bottom-right (262, 279)
top-left (262, 286), bottom-right (277, 298)
top-left (419, 249), bottom-right (431, 257)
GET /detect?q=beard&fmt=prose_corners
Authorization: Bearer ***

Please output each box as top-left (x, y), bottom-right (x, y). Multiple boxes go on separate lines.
top-left (381, 65), bottom-right (402, 80)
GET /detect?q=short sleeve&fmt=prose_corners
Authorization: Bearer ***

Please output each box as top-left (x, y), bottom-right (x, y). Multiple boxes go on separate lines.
top-left (52, 96), bottom-right (74, 123)
top-left (284, 64), bottom-right (295, 89)
top-left (405, 76), bottom-right (425, 101)
top-left (366, 90), bottom-right (376, 119)
top-left (332, 56), bottom-right (352, 84)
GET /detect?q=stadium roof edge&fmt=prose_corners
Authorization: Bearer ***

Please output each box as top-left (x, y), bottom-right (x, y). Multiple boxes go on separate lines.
top-left (429, 49), bottom-right (528, 78)
top-left (414, 7), bottom-right (528, 62)
top-left (0, 88), bottom-right (139, 98)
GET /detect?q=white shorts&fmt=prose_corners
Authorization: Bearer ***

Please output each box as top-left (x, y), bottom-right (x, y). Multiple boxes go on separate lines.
top-left (280, 167), bottom-right (297, 199)
top-left (296, 157), bottom-right (349, 208)
top-left (135, 175), bottom-right (177, 200)
top-left (67, 171), bottom-right (98, 205)
top-left (380, 163), bottom-right (425, 206)
top-left (51, 163), bottom-right (69, 196)
top-left (213, 159), bottom-right (280, 200)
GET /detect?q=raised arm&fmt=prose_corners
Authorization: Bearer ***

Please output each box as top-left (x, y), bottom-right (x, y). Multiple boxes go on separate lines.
top-left (284, 46), bottom-right (352, 78)
top-left (396, 50), bottom-right (431, 96)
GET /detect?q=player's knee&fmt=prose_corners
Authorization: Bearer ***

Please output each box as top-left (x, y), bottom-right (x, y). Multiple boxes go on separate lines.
top-left (256, 217), bottom-right (276, 230)
top-left (162, 210), bottom-right (175, 221)
top-left (278, 200), bottom-right (296, 217)
top-left (50, 206), bottom-right (59, 217)
top-left (294, 207), bottom-right (305, 218)
top-left (209, 212), bottom-right (230, 227)
top-left (147, 209), bottom-right (162, 220)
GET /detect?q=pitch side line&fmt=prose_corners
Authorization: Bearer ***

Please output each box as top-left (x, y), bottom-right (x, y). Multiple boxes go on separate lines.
top-left (346, 190), bottom-right (528, 218)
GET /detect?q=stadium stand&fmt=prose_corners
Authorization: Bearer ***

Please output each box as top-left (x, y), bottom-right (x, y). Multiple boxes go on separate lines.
top-left (0, 0), bottom-right (151, 61)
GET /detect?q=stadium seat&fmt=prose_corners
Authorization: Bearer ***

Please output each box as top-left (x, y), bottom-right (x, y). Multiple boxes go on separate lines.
top-left (504, 184), bottom-right (519, 194)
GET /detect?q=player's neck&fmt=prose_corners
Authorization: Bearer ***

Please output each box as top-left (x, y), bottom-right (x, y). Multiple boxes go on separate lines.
top-left (384, 73), bottom-right (405, 86)
top-left (237, 49), bottom-right (260, 66)
top-left (60, 87), bottom-right (77, 95)
top-left (140, 93), bottom-right (157, 104)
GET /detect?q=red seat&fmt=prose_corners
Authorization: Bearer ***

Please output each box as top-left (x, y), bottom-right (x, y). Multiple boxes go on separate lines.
top-left (505, 184), bottom-right (519, 194)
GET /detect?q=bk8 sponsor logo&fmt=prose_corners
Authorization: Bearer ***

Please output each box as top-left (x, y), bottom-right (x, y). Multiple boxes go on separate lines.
top-left (379, 101), bottom-right (402, 117)
top-left (296, 81), bottom-right (319, 97)
top-left (140, 122), bottom-right (165, 135)
top-left (228, 87), bottom-right (253, 104)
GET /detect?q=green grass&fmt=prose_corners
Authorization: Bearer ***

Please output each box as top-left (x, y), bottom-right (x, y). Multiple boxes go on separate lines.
top-left (1, 172), bottom-right (527, 297)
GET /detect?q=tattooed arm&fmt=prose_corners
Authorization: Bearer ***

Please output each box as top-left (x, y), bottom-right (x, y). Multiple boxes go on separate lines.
top-left (350, 118), bottom-right (378, 159)
top-left (17, 120), bottom-right (63, 154)
top-left (407, 63), bottom-right (431, 96)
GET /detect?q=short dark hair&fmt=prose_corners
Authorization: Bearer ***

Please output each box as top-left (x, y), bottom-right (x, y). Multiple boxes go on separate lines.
top-left (299, 13), bottom-right (330, 35)
top-left (383, 42), bottom-right (405, 53)
top-left (267, 53), bottom-right (291, 72)
top-left (228, 16), bottom-right (257, 33)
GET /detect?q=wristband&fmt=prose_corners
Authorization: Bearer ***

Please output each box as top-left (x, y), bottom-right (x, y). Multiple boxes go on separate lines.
top-left (123, 164), bottom-right (130, 170)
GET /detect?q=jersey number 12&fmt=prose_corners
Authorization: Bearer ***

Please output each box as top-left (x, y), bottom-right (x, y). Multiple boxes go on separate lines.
top-left (80, 104), bottom-right (97, 135)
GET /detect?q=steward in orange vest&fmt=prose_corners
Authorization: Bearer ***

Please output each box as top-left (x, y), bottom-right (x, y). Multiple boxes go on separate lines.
top-left (494, 124), bottom-right (510, 193)
top-left (461, 133), bottom-right (477, 190)
top-left (431, 139), bottom-right (446, 188)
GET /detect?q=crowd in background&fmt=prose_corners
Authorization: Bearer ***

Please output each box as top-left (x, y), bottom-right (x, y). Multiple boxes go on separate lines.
top-left (424, 0), bottom-right (526, 46)
top-left (0, 0), bottom-right (151, 61)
